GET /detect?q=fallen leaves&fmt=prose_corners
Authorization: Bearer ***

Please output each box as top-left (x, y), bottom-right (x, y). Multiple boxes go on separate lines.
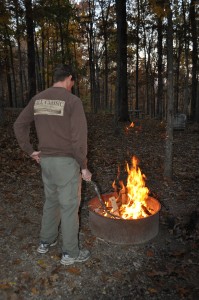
top-left (148, 287), bottom-right (158, 294)
top-left (0, 281), bottom-right (17, 289)
top-left (0, 113), bottom-right (199, 299)
top-left (37, 259), bottom-right (48, 269)
top-left (66, 267), bottom-right (81, 275)
top-left (146, 249), bottom-right (155, 257)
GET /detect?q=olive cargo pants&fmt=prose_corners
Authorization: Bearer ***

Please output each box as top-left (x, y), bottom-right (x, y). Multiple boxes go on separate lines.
top-left (40, 157), bottom-right (81, 257)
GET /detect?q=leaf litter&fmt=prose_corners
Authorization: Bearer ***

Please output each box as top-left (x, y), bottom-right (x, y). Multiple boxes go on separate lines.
top-left (0, 112), bottom-right (199, 299)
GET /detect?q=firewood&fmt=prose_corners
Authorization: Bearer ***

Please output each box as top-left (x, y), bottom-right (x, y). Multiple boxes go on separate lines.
top-left (141, 205), bottom-right (152, 216)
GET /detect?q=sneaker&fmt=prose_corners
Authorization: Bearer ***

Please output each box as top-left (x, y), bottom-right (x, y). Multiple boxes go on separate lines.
top-left (37, 239), bottom-right (57, 254)
top-left (60, 249), bottom-right (90, 266)
top-left (75, 249), bottom-right (91, 263)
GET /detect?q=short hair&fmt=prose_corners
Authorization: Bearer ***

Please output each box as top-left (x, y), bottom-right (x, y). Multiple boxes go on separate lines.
top-left (53, 64), bottom-right (76, 82)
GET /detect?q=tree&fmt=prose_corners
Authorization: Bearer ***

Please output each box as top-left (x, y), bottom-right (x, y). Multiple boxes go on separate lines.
top-left (98, 0), bottom-right (112, 111)
top-left (164, 1), bottom-right (174, 179)
top-left (12, 0), bottom-right (25, 106)
top-left (135, 0), bottom-right (140, 111)
top-left (157, 15), bottom-right (163, 118)
top-left (182, 0), bottom-right (191, 116)
top-left (87, 0), bottom-right (97, 112)
top-left (190, 0), bottom-right (198, 122)
top-left (24, 0), bottom-right (36, 100)
top-left (115, 0), bottom-right (129, 122)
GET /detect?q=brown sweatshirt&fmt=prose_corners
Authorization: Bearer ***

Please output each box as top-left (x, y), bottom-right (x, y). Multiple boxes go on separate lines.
top-left (14, 87), bottom-right (88, 169)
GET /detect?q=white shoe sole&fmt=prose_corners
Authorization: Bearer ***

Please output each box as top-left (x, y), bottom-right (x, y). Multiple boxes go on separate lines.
top-left (37, 240), bottom-right (58, 254)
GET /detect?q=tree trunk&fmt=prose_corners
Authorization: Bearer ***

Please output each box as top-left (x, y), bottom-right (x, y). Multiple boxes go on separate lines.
top-left (41, 29), bottom-right (45, 90)
top-left (174, 34), bottom-right (182, 113)
top-left (146, 39), bottom-right (152, 116)
top-left (4, 27), bottom-right (17, 107)
top-left (115, 0), bottom-right (129, 122)
top-left (57, 0), bottom-right (65, 63)
top-left (24, 0), bottom-right (36, 100)
top-left (13, 0), bottom-right (24, 107)
top-left (0, 106), bottom-right (4, 125)
top-left (182, 0), bottom-right (190, 116)
top-left (157, 16), bottom-right (163, 119)
top-left (87, 0), bottom-right (96, 112)
top-left (164, 3), bottom-right (174, 179)
top-left (6, 57), bottom-right (13, 107)
top-left (98, 1), bottom-right (111, 111)
top-left (46, 36), bottom-right (50, 88)
top-left (190, 0), bottom-right (198, 122)
top-left (0, 69), bottom-right (5, 124)
top-left (135, 0), bottom-right (140, 111)
top-left (35, 34), bottom-right (42, 92)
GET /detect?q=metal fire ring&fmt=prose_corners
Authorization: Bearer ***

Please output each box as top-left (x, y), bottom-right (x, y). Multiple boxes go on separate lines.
top-left (88, 193), bottom-right (161, 245)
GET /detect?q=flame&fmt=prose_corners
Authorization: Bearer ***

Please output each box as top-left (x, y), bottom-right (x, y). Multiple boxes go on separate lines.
top-left (126, 122), bottom-right (135, 131)
top-left (109, 156), bottom-right (150, 219)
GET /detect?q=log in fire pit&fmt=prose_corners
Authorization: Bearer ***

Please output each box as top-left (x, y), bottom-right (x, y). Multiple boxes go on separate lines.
top-left (88, 156), bottom-right (161, 244)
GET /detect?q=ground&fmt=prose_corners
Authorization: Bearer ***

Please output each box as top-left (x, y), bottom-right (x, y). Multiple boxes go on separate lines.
top-left (0, 113), bottom-right (199, 300)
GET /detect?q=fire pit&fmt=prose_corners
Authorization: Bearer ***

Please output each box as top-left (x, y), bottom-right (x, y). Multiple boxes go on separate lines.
top-left (88, 156), bottom-right (161, 244)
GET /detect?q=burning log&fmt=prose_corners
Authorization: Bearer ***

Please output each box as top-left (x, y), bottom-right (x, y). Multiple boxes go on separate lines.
top-left (141, 204), bottom-right (152, 216)
top-left (109, 197), bottom-right (119, 213)
top-left (101, 156), bottom-right (158, 220)
top-left (91, 156), bottom-right (159, 221)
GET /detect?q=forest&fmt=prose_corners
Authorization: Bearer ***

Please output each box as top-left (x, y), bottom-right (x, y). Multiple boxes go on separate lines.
top-left (0, 0), bottom-right (198, 121)
top-left (0, 1), bottom-right (199, 299)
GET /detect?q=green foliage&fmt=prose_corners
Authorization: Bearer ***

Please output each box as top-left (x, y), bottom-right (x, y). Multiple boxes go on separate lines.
top-left (148, 0), bottom-right (170, 18)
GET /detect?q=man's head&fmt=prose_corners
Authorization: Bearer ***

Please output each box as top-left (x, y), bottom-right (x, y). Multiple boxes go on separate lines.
top-left (53, 64), bottom-right (76, 91)
top-left (53, 64), bottom-right (75, 82)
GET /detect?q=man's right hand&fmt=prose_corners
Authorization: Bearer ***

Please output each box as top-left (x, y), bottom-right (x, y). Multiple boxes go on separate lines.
top-left (81, 169), bottom-right (92, 181)
top-left (30, 151), bottom-right (41, 163)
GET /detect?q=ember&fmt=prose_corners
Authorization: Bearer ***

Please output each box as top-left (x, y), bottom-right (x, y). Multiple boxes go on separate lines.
top-left (100, 156), bottom-right (155, 220)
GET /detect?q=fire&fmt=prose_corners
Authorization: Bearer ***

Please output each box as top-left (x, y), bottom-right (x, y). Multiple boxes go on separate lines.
top-left (106, 156), bottom-right (151, 219)
top-left (125, 122), bottom-right (135, 131)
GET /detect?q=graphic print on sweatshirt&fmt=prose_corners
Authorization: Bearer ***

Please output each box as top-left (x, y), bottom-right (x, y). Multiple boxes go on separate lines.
top-left (34, 99), bottom-right (65, 116)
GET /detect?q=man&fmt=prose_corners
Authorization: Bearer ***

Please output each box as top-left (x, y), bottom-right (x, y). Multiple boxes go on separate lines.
top-left (14, 64), bottom-right (92, 266)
